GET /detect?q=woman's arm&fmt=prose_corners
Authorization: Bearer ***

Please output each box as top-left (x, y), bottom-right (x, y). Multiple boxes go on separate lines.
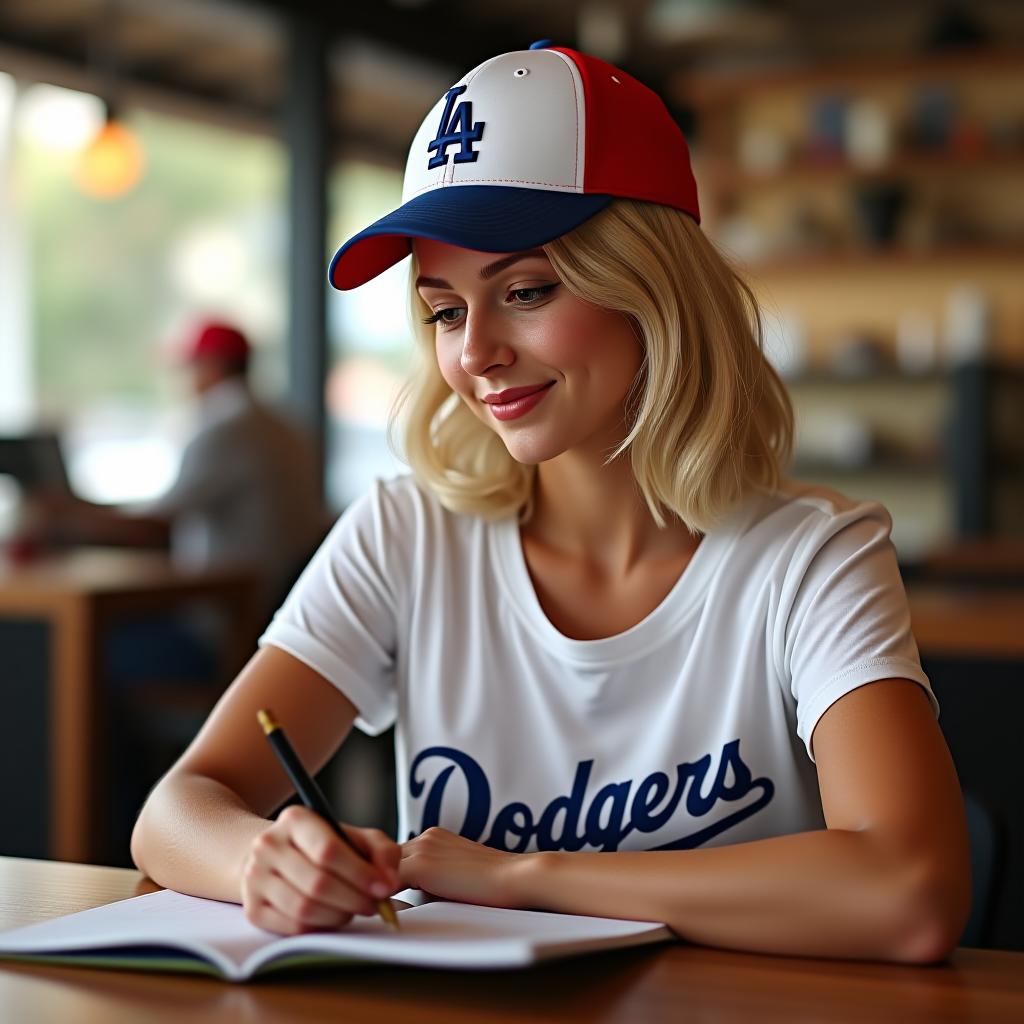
top-left (399, 678), bottom-right (972, 963)
top-left (131, 646), bottom-right (401, 927)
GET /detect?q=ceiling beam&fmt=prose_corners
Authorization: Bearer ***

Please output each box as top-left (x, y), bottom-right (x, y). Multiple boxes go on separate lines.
top-left (251, 0), bottom-right (517, 72)
top-left (0, 16), bottom-right (278, 134)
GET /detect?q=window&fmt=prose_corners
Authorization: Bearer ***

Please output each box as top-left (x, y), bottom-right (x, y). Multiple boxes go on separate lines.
top-left (326, 160), bottom-right (413, 510)
top-left (2, 77), bottom-right (286, 504)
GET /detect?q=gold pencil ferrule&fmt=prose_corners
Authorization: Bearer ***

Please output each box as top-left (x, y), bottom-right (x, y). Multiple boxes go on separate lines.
top-left (257, 709), bottom-right (280, 735)
top-left (377, 899), bottom-right (400, 930)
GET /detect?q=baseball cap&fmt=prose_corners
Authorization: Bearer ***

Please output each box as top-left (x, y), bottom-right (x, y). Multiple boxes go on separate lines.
top-left (184, 322), bottom-right (251, 364)
top-left (329, 41), bottom-right (700, 291)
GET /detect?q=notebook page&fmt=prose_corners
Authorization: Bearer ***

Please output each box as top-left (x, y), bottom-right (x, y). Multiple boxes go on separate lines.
top-left (245, 901), bottom-right (672, 973)
top-left (0, 890), bottom-right (285, 977)
top-left (0, 889), bottom-right (671, 978)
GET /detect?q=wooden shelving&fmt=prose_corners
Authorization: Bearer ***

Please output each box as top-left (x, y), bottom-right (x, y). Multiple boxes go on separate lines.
top-left (785, 370), bottom-right (947, 386)
top-left (673, 48), bottom-right (1024, 109)
top-left (737, 243), bottom-right (1024, 273)
top-left (681, 49), bottom-right (1023, 547)
top-left (701, 150), bottom-right (1024, 190)
top-left (792, 457), bottom-right (944, 479)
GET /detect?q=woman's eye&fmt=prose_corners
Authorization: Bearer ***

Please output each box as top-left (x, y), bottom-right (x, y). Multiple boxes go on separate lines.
top-left (421, 306), bottom-right (465, 326)
top-left (510, 284), bottom-right (558, 304)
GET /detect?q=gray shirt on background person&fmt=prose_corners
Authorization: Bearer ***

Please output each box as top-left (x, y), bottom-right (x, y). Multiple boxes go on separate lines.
top-left (145, 377), bottom-right (327, 621)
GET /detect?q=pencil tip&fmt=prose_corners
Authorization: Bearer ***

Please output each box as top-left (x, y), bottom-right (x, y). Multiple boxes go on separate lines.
top-left (257, 709), bottom-right (279, 735)
top-left (379, 901), bottom-right (400, 930)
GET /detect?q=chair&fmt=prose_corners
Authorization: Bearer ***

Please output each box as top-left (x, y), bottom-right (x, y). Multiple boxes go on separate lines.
top-left (959, 790), bottom-right (1005, 948)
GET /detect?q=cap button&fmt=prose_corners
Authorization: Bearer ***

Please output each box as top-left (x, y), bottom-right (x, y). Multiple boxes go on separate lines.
top-left (528, 39), bottom-right (553, 50)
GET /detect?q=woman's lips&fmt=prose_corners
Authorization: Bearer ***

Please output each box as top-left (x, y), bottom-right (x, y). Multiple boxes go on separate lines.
top-left (484, 381), bottom-right (555, 421)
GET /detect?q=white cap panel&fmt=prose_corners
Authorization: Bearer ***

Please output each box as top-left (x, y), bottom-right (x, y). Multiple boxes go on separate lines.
top-left (402, 49), bottom-right (584, 202)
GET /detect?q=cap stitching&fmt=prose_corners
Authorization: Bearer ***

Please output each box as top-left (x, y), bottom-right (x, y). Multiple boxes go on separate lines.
top-left (568, 65), bottom-right (580, 182)
top-left (405, 178), bottom-right (585, 195)
top-left (546, 48), bottom-right (584, 188)
top-left (443, 176), bottom-right (583, 188)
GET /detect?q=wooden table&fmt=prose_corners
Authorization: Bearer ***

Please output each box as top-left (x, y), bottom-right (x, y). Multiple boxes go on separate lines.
top-left (0, 549), bottom-right (261, 863)
top-left (1, 858), bottom-right (1023, 1023)
top-left (907, 584), bottom-right (1024, 660)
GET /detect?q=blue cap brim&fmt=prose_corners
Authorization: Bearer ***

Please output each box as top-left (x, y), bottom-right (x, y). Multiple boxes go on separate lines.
top-left (329, 186), bottom-right (613, 290)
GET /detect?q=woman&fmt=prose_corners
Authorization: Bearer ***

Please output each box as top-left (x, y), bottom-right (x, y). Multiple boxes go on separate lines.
top-left (132, 43), bottom-right (970, 962)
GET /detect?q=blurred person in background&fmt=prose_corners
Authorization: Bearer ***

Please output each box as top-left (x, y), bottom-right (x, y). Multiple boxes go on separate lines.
top-left (42, 320), bottom-right (328, 631)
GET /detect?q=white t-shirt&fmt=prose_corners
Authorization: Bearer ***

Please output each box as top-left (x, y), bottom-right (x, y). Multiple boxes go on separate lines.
top-left (260, 474), bottom-right (936, 853)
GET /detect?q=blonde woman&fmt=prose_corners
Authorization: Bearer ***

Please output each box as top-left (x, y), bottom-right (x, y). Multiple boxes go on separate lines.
top-left (132, 43), bottom-right (970, 962)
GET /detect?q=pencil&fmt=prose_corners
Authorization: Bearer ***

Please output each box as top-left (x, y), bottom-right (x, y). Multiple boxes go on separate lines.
top-left (257, 708), bottom-right (399, 930)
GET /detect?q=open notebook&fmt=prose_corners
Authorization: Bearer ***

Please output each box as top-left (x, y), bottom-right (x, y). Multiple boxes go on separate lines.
top-left (0, 889), bottom-right (672, 981)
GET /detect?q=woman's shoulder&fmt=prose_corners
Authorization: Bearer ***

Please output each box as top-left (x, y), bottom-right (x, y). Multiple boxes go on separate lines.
top-left (726, 479), bottom-right (894, 565)
top-left (766, 479), bottom-right (890, 528)
top-left (339, 473), bottom-right (489, 545)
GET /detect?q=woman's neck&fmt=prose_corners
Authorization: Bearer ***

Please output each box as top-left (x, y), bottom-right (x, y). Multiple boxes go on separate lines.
top-left (526, 451), bottom-right (700, 579)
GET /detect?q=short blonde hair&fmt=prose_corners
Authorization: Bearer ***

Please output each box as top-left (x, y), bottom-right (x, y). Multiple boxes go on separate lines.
top-left (390, 198), bottom-right (793, 533)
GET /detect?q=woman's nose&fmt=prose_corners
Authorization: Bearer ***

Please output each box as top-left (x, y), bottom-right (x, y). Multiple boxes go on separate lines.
top-left (459, 310), bottom-right (514, 377)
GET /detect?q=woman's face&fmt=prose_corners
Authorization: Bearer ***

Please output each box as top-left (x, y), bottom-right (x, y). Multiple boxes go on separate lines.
top-left (413, 238), bottom-right (644, 465)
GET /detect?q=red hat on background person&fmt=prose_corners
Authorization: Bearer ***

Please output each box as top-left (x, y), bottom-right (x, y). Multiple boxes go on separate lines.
top-left (186, 322), bottom-right (251, 365)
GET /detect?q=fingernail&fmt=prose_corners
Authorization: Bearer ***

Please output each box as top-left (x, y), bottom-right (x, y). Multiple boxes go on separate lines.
top-left (370, 881), bottom-right (389, 898)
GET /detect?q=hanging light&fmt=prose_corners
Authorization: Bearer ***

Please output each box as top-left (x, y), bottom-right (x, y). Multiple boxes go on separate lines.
top-left (75, 1), bottom-right (143, 199)
top-left (75, 100), bottom-right (144, 199)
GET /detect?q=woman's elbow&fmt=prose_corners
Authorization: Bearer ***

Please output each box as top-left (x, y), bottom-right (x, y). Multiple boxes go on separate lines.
top-left (129, 797), bottom-right (155, 875)
top-left (889, 859), bottom-right (972, 964)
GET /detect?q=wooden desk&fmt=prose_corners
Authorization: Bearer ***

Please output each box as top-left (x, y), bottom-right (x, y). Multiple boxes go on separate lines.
top-left (0, 550), bottom-right (261, 863)
top-left (907, 584), bottom-right (1024, 659)
top-left (1, 858), bottom-right (1023, 1023)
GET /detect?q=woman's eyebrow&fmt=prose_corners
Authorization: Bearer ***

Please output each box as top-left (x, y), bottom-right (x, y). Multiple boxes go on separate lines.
top-left (414, 274), bottom-right (452, 290)
top-left (479, 249), bottom-right (548, 280)
top-left (415, 249), bottom-right (549, 291)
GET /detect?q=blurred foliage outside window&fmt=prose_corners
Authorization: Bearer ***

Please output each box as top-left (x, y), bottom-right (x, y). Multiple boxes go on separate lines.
top-left (326, 162), bottom-right (412, 509)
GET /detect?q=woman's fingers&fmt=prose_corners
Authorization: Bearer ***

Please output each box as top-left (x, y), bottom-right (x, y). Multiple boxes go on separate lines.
top-left (345, 825), bottom-right (403, 890)
top-left (280, 807), bottom-right (395, 895)
top-left (259, 868), bottom-right (366, 929)
top-left (246, 894), bottom-right (346, 936)
top-left (241, 808), bottom-right (404, 934)
top-left (242, 834), bottom-right (353, 931)
top-left (270, 839), bottom-right (378, 916)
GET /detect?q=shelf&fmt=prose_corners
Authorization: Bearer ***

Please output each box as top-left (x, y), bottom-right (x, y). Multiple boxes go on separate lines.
top-left (702, 150), bottom-right (1024, 190)
top-left (674, 48), bottom-right (1024, 109)
top-left (792, 458), bottom-right (945, 479)
top-left (730, 243), bottom-right (1024, 273)
top-left (785, 370), bottom-right (948, 387)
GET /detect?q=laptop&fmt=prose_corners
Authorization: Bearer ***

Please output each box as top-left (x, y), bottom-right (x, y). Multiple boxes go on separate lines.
top-left (0, 431), bottom-right (74, 496)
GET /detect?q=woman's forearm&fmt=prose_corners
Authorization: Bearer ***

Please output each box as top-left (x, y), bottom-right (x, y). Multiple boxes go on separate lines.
top-left (130, 771), bottom-right (272, 903)
top-left (514, 828), bottom-right (966, 964)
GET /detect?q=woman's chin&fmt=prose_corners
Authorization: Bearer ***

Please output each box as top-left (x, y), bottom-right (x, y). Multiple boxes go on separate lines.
top-left (500, 439), bottom-right (566, 466)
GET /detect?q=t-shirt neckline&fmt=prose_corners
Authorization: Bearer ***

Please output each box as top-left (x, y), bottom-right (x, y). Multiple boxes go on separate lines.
top-left (492, 501), bottom-right (750, 666)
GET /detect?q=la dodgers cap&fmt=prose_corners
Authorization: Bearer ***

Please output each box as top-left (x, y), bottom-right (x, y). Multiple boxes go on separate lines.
top-left (329, 41), bottom-right (700, 291)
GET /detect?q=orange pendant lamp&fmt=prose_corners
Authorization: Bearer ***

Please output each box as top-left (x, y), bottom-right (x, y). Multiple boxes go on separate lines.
top-left (75, 101), bottom-right (144, 199)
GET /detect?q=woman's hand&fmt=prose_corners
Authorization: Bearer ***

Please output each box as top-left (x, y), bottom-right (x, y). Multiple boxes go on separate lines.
top-left (399, 827), bottom-right (534, 908)
top-left (241, 806), bottom-right (401, 934)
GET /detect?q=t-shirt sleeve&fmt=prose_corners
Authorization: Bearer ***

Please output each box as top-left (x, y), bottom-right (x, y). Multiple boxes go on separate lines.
top-left (778, 502), bottom-right (938, 761)
top-left (257, 480), bottom-right (402, 735)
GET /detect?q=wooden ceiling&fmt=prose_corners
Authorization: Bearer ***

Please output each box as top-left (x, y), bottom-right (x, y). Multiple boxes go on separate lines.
top-left (1, 0), bottom-right (1021, 163)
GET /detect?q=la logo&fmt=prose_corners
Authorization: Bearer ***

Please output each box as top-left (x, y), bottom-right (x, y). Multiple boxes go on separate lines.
top-left (427, 86), bottom-right (484, 169)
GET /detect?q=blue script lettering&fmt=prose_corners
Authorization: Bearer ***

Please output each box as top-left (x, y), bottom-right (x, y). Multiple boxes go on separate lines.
top-left (534, 760), bottom-right (591, 851)
top-left (408, 746), bottom-right (490, 841)
top-left (486, 802), bottom-right (534, 853)
top-left (408, 740), bottom-right (774, 852)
